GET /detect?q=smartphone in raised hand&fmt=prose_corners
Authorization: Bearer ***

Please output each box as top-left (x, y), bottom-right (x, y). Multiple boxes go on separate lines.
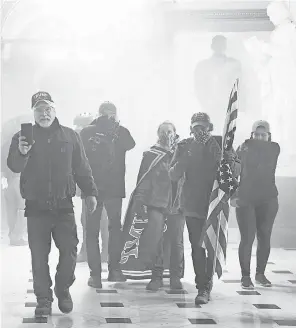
top-left (21, 123), bottom-right (34, 145)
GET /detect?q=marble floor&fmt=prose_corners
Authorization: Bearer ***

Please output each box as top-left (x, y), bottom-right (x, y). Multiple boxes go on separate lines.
top-left (1, 212), bottom-right (296, 328)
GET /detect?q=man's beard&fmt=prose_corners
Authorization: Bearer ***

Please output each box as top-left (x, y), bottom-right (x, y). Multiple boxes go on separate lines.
top-left (38, 118), bottom-right (53, 128)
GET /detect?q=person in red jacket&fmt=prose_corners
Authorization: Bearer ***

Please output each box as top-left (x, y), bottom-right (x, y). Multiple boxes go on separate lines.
top-left (232, 120), bottom-right (280, 290)
top-left (169, 112), bottom-right (239, 305)
top-left (7, 91), bottom-right (98, 317)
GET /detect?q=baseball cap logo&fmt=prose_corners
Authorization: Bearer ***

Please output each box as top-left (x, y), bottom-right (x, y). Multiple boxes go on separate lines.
top-left (31, 91), bottom-right (54, 108)
top-left (34, 92), bottom-right (50, 100)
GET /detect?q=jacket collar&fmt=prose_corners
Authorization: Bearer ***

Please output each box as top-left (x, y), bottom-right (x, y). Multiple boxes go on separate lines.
top-left (152, 144), bottom-right (173, 156)
top-left (34, 118), bottom-right (61, 135)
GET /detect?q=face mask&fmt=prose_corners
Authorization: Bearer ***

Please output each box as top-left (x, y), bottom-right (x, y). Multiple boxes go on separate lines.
top-left (158, 132), bottom-right (176, 149)
top-left (193, 130), bottom-right (211, 144)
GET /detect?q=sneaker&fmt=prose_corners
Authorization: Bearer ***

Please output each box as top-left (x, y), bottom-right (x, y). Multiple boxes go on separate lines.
top-left (170, 277), bottom-right (183, 290)
top-left (195, 289), bottom-right (210, 305)
top-left (108, 270), bottom-right (126, 282)
top-left (255, 273), bottom-right (272, 287)
top-left (146, 279), bottom-right (163, 291)
top-left (35, 298), bottom-right (52, 317)
top-left (88, 276), bottom-right (102, 289)
top-left (54, 288), bottom-right (73, 314)
top-left (241, 276), bottom-right (255, 290)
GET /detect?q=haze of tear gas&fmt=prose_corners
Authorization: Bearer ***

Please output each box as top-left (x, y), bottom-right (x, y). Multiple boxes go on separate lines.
top-left (3, 0), bottom-right (173, 139)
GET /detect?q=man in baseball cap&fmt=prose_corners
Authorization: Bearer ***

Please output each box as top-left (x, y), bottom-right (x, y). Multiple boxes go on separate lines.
top-left (7, 91), bottom-right (98, 316)
top-left (190, 112), bottom-right (214, 145)
top-left (169, 112), bottom-right (239, 305)
top-left (31, 91), bottom-right (56, 129)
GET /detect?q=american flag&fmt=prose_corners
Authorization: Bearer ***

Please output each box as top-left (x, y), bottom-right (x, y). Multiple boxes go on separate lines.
top-left (200, 79), bottom-right (239, 279)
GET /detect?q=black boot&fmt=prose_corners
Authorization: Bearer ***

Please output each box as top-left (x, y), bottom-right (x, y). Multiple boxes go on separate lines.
top-left (195, 288), bottom-right (211, 305)
top-left (170, 277), bottom-right (183, 290)
top-left (195, 281), bottom-right (212, 305)
top-left (35, 298), bottom-right (52, 317)
top-left (146, 278), bottom-right (163, 291)
top-left (54, 288), bottom-right (73, 314)
top-left (88, 276), bottom-right (102, 289)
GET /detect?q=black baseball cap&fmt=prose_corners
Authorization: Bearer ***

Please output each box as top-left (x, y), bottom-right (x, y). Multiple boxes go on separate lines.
top-left (31, 91), bottom-right (54, 109)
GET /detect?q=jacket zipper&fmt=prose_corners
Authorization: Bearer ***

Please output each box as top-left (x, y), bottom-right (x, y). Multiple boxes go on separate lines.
top-left (48, 138), bottom-right (52, 206)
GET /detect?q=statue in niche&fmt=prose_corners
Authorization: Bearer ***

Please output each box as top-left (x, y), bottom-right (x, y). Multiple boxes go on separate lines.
top-left (244, 1), bottom-right (296, 169)
top-left (194, 35), bottom-right (241, 135)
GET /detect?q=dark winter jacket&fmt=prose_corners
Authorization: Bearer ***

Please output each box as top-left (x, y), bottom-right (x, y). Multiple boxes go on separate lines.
top-left (169, 136), bottom-right (240, 219)
top-left (235, 139), bottom-right (280, 205)
top-left (7, 118), bottom-right (98, 214)
top-left (135, 145), bottom-right (174, 212)
top-left (80, 117), bottom-right (135, 199)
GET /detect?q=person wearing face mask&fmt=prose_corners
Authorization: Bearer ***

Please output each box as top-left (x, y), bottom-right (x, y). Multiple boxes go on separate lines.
top-left (73, 113), bottom-right (109, 264)
top-left (169, 112), bottom-right (239, 305)
top-left (80, 102), bottom-right (135, 288)
top-left (120, 121), bottom-right (184, 287)
top-left (6, 91), bottom-right (98, 317)
top-left (231, 120), bottom-right (280, 290)
top-left (145, 122), bottom-right (185, 291)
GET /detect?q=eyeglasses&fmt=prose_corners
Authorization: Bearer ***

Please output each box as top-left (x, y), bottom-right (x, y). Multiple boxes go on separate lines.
top-left (34, 107), bottom-right (54, 114)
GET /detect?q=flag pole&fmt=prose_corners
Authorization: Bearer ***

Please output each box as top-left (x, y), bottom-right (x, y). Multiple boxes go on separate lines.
top-left (212, 210), bottom-right (222, 277)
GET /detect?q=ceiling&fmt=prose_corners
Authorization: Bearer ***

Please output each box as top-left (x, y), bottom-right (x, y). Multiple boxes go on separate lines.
top-left (1, 0), bottom-right (278, 40)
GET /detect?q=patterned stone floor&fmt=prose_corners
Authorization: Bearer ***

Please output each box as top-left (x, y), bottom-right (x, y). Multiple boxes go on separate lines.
top-left (1, 202), bottom-right (296, 328)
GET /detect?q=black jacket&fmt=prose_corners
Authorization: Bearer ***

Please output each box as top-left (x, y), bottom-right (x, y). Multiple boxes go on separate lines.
top-left (7, 118), bottom-right (98, 212)
top-left (80, 117), bottom-right (135, 199)
top-left (169, 137), bottom-right (222, 219)
top-left (236, 139), bottom-right (280, 205)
